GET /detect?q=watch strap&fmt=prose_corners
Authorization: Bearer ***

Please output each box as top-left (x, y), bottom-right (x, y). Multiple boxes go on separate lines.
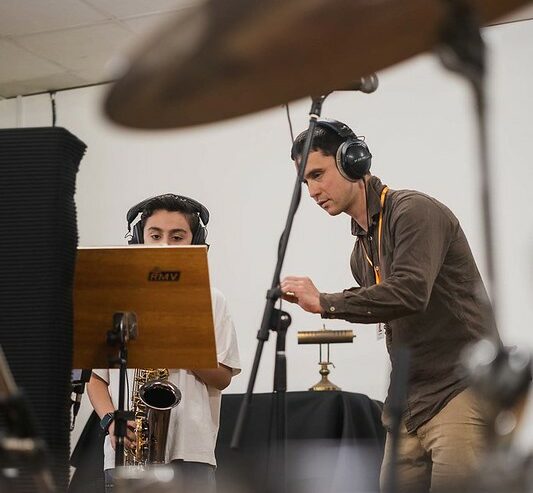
top-left (100, 412), bottom-right (115, 434)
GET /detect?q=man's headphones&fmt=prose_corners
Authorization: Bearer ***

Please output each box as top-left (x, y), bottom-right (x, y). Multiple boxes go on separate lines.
top-left (126, 194), bottom-right (210, 245)
top-left (315, 119), bottom-right (372, 181)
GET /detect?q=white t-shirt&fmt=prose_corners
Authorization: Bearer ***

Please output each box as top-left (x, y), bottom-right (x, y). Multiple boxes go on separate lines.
top-left (93, 287), bottom-right (241, 470)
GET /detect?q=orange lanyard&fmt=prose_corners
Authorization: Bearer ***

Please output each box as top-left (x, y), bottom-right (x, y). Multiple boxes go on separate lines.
top-left (361, 186), bottom-right (389, 284)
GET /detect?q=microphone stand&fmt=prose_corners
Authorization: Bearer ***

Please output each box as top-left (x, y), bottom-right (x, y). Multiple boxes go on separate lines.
top-left (70, 369), bottom-right (92, 431)
top-left (231, 94), bottom-right (329, 491)
top-left (107, 312), bottom-right (137, 468)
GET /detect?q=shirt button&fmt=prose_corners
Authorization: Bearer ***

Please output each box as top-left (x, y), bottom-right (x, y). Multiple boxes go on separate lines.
top-left (329, 306), bottom-right (336, 312)
top-left (367, 310), bottom-right (372, 315)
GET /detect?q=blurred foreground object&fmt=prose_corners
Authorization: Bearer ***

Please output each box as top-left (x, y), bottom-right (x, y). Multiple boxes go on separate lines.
top-left (461, 340), bottom-right (532, 493)
top-left (104, 0), bottom-right (531, 129)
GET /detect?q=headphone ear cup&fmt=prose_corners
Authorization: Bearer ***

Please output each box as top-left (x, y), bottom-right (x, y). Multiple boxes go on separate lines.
top-left (129, 222), bottom-right (143, 244)
top-left (336, 139), bottom-right (372, 181)
top-left (193, 228), bottom-right (206, 245)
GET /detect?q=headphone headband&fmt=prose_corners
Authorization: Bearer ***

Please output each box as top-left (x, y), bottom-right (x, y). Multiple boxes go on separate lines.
top-left (315, 118), bottom-right (357, 140)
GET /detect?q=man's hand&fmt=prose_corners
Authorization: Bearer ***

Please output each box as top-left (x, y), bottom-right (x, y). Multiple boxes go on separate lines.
top-left (108, 419), bottom-right (137, 451)
top-left (280, 276), bottom-right (323, 314)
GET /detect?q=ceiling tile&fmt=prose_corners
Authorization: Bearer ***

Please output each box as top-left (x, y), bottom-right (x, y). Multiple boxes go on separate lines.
top-left (14, 23), bottom-right (133, 73)
top-left (0, 72), bottom-right (87, 98)
top-left (70, 68), bottom-right (112, 85)
top-left (0, 40), bottom-right (62, 82)
top-left (84, 0), bottom-right (200, 19)
top-left (121, 11), bottom-right (183, 34)
top-left (0, 0), bottom-right (108, 36)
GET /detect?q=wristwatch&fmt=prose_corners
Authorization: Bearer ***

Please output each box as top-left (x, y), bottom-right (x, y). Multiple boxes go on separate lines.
top-left (100, 412), bottom-right (115, 435)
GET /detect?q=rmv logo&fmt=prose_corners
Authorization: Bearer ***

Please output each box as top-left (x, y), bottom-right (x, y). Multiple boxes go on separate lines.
top-left (148, 269), bottom-right (181, 282)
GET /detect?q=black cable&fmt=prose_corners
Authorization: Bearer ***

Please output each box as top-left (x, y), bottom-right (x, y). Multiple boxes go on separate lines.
top-left (49, 92), bottom-right (57, 126)
top-left (126, 371), bottom-right (130, 411)
top-left (284, 104), bottom-right (295, 144)
top-left (279, 104), bottom-right (298, 258)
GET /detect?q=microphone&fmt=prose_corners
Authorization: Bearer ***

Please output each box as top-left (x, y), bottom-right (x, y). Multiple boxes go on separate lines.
top-left (338, 73), bottom-right (379, 94)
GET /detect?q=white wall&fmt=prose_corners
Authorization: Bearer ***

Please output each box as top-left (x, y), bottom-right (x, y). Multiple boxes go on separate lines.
top-left (1, 20), bottom-right (532, 452)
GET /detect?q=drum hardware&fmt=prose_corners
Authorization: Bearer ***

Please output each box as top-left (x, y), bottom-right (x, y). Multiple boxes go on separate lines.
top-left (113, 464), bottom-right (176, 493)
top-left (460, 339), bottom-right (532, 493)
top-left (461, 339), bottom-right (532, 445)
top-left (103, 0), bottom-right (531, 129)
top-left (297, 325), bottom-right (356, 391)
top-left (0, 346), bottom-right (56, 493)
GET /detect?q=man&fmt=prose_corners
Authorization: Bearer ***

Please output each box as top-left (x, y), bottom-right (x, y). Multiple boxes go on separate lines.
top-left (87, 194), bottom-right (241, 492)
top-left (280, 119), bottom-right (500, 493)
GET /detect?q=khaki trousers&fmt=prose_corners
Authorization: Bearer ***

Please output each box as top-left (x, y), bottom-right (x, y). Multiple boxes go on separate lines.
top-left (380, 388), bottom-right (488, 493)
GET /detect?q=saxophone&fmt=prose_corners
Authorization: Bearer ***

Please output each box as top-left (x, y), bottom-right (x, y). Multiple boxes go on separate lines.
top-left (125, 368), bottom-right (181, 466)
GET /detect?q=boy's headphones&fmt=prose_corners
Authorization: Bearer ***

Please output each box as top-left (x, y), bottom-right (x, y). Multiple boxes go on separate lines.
top-left (126, 194), bottom-right (210, 245)
top-left (315, 119), bottom-right (372, 181)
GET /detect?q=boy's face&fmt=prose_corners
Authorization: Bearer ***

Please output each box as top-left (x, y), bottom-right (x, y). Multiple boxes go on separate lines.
top-left (143, 209), bottom-right (193, 245)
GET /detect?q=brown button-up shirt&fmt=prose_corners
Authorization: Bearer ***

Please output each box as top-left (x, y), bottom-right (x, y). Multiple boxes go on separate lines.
top-left (320, 175), bottom-right (500, 433)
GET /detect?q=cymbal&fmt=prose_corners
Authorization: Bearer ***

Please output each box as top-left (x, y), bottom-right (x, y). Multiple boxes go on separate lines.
top-left (104, 0), bottom-right (530, 129)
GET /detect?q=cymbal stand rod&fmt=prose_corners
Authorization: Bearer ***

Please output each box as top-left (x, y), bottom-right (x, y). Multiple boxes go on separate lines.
top-left (437, 0), bottom-right (498, 325)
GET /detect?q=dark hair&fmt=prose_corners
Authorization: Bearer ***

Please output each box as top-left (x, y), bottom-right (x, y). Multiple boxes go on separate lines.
top-left (139, 195), bottom-right (200, 236)
top-left (290, 126), bottom-right (345, 161)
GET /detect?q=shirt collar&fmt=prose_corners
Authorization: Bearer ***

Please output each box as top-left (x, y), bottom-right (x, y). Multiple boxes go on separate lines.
top-left (351, 175), bottom-right (388, 236)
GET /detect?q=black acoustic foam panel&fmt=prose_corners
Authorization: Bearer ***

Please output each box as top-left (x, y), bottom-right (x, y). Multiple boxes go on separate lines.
top-left (0, 127), bottom-right (86, 493)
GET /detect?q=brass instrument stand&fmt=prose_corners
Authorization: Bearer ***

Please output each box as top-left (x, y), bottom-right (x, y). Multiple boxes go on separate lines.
top-left (310, 345), bottom-right (340, 392)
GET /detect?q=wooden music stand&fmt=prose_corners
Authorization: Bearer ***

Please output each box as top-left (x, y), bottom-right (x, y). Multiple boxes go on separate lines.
top-left (73, 245), bottom-right (217, 370)
top-left (73, 245), bottom-right (218, 467)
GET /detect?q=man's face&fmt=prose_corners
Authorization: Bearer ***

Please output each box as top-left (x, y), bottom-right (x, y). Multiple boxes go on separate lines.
top-left (143, 209), bottom-right (193, 245)
top-left (302, 150), bottom-right (357, 216)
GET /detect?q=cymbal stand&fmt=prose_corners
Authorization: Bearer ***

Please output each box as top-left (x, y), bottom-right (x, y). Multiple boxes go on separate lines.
top-left (383, 347), bottom-right (410, 493)
top-left (437, 0), bottom-right (499, 325)
top-left (0, 345), bottom-right (56, 493)
top-left (231, 94), bottom-right (329, 493)
top-left (107, 311), bottom-right (137, 468)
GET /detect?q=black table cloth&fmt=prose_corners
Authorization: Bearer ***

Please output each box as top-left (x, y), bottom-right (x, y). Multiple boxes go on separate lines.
top-left (70, 390), bottom-right (385, 493)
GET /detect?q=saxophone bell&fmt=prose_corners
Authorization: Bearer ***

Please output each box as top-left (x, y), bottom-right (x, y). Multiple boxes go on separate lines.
top-left (126, 369), bottom-right (181, 467)
top-left (139, 379), bottom-right (181, 464)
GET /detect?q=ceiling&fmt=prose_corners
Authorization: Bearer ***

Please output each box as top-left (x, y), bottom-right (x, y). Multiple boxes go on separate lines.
top-left (0, 0), bottom-right (532, 100)
top-left (0, 0), bottom-right (201, 99)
